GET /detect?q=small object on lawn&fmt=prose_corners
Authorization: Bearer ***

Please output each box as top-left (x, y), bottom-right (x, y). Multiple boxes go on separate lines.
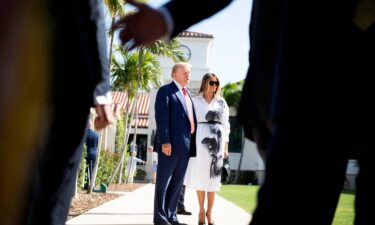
top-left (93, 183), bottom-right (108, 193)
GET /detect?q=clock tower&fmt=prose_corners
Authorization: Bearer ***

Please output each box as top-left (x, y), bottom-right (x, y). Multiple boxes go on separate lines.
top-left (157, 31), bottom-right (214, 95)
top-left (179, 44), bottom-right (192, 61)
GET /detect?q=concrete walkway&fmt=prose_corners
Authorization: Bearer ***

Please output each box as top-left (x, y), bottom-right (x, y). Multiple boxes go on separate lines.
top-left (66, 183), bottom-right (251, 225)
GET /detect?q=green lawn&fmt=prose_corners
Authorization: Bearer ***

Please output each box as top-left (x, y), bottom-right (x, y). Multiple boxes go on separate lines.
top-left (332, 190), bottom-right (355, 225)
top-left (218, 185), bottom-right (354, 225)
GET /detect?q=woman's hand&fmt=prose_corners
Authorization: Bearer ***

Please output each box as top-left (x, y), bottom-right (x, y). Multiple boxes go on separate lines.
top-left (224, 142), bottom-right (229, 158)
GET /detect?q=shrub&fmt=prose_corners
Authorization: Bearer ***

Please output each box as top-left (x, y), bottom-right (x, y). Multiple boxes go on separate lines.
top-left (96, 150), bottom-right (120, 186)
top-left (77, 147), bottom-right (130, 190)
top-left (134, 169), bottom-right (146, 181)
top-left (235, 171), bottom-right (258, 185)
top-left (115, 113), bottom-right (125, 152)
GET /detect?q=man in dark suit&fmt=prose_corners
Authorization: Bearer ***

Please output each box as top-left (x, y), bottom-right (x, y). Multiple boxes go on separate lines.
top-left (112, 1), bottom-right (374, 225)
top-left (154, 62), bottom-right (196, 225)
top-left (22, 0), bottom-right (114, 225)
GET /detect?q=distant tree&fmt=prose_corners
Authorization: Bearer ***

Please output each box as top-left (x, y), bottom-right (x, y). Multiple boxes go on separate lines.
top-left (222, 81), bottom-right (243, 110)
top-left (108, 46), bottom-right (163, 184)
top-left (103, 0), bottom-right (125, 70)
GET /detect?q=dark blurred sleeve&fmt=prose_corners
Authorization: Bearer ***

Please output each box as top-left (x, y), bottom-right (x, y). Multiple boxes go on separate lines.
top-left (164, 0), bottom-right (233, 37)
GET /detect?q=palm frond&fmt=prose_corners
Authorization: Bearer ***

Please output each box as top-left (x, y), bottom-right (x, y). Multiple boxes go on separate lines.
top-left (145, 39), bottom-right (185, 62)
top-left (103, 0), bottom-right (125, 17)
top-left (110, 45), bottom-right (163, 95)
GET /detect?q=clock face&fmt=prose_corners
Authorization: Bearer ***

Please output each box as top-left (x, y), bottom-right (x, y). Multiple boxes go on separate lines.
top-left (180, 44), bottom-right (191, 61)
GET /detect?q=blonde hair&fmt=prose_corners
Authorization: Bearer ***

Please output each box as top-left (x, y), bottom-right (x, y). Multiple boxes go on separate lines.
top-left (198, 73), bottom-right (221, 96)
top-left (171, 62), bottom-right (191, 78)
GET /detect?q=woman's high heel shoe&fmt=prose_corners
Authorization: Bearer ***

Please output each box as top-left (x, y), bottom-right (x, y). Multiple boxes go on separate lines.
top-left (206, 212), bottom-right (216, 225)
top-left (198, 211), bottom-right (206, 225)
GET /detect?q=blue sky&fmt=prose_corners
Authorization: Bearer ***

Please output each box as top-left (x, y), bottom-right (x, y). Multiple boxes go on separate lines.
top-left (150, 0), bottom-right (253, 85)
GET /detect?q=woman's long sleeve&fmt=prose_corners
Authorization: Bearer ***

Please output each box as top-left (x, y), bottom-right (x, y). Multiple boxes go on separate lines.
top-left (222, 100), bottom-right (231, 143)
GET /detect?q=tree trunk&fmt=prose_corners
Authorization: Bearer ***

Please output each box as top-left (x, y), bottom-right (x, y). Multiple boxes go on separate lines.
top-left (117, 90), bottom-right (132, 183)
top-left (73, 168), bottom-right (79, 198)
top-left (108, 17), bottom-right (115, 72)
top-left (108, 96), bottom-right (136, 185)
top-left (119, 101), bottom-right (136, 183)
top-left (126, 48), bottom-right (143, 184)
top-left (127, 97), bottom-right (139, 183)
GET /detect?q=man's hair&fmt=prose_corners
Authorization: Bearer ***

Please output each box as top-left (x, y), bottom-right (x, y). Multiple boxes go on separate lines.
top-left (171, 62), bottom-right (190, 78)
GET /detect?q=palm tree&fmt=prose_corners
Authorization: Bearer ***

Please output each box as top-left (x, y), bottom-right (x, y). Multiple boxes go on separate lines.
top-left (103, 0), bottom-right (125, 71)
top-left (145, 39), bottom-right (186, 62)
top-left (107, 46), bottom-right (164, 185)
top-left (107, 39), bottom-right (185, 185)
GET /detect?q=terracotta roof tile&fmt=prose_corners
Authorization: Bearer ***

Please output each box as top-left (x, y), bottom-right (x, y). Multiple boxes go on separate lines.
top-left (112, 91), bottom-right (149, 128)
top-left (177, 31), bottom-right (214, 39)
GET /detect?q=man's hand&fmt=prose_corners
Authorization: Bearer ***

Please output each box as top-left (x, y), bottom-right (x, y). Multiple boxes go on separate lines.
top-left (162, 143), bottom-right (172, 156)
top-left (111, 0), bottom-right (167, 49)
top-left (94, 104), bottom-right (114, 130)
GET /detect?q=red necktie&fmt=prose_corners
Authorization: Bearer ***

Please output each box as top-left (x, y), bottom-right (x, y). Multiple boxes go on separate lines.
top-left (182, 88), bottom-right (195, 134)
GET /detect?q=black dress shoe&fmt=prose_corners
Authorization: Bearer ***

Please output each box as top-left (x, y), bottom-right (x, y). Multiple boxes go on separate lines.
top-left (177, 209), bottom-right (192, 215)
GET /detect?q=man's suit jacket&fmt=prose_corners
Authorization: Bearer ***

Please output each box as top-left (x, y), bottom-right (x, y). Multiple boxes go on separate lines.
top-left (154, 82), bottom-right (196, 157)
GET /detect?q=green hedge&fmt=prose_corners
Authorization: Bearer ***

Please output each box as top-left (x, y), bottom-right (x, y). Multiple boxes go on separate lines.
top-left (77, 147), bottom-right (130, 190)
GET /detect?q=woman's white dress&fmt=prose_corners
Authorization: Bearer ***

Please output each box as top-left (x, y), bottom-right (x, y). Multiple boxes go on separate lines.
top-left (184, 95), bottom-right (230, 192)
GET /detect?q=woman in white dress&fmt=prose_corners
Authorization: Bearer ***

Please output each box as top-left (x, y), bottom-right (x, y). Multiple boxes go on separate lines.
top-left (184, 73), bottom-right (230, 225)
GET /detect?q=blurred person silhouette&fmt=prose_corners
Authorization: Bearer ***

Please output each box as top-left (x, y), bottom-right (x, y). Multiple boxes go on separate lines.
top-left (126, 150), bottom-right (146, 184)
top-left (183, 73), bottom-right (230, 225)
top-left (1, 1), bottom-right (50, 225)
top-left (139, 141), bottom-right (146, 160)
top-left (130, 141), bottom-right (138, 154)
top-left (152, 62), bottom-right (197, 225)
top-left (151, 146), bottom-right (158, 184)
top-left (20, 0), bottom-right (115, 225)
top-left (112, 0), bottom-right (374, 225)
top-left (84, 120), bottom-right (100, 190)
